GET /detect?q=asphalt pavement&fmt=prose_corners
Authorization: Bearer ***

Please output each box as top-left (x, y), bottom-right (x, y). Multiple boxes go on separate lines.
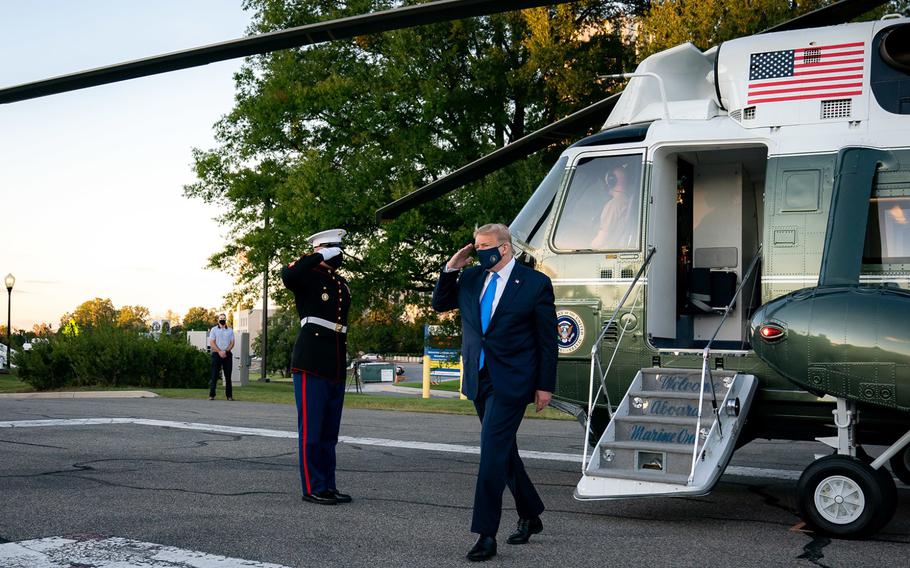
top-left (0, 396), bottom-right (907, 567)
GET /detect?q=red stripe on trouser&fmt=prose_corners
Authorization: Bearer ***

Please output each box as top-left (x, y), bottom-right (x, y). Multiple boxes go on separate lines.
top-left (301, 372), bottom-right (312, 494)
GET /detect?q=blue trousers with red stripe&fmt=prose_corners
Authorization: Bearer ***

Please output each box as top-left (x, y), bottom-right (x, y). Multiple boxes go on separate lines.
top-left (292, 371), bottom-right (345, 495)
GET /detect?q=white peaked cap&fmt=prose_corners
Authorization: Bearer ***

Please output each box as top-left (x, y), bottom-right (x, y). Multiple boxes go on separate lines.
top-left (307, 228), bottom-right (347, 247)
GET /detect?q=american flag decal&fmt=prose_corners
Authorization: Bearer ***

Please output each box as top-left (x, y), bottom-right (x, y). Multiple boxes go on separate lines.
top-left (747, 42), bottom-right (865, 105)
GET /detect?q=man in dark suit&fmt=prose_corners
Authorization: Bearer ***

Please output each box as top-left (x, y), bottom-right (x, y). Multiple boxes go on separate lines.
top-left (432, 223), bottom-right (557, 562)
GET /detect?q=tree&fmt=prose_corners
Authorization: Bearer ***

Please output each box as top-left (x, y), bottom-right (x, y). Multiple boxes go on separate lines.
top-left (116, 305), bottom-right (150, 332)
top-left (183, 307), bottom-right (217, 331)
top-left (186, 1), bottom-right (635, 350)
top-left (32, 323), bottom-right (54, 337)
top-left (68, 298), bottom-right (117, 330)
top-left (637, 0), bottom-right (848, 57)
top-left (251, 308), bottom-right (298, 376)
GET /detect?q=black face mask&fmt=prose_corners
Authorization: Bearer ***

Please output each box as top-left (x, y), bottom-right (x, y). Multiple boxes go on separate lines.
top-left (325, 254), bottom-right (343, 269)
top-left (218, 319), bottom-right (226, 325)
top-left (476, 245), bottom-right (503, 271)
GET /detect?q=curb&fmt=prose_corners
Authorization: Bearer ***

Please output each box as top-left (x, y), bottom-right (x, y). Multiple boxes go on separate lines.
top-left (0, 391), bottom-right (159, 399)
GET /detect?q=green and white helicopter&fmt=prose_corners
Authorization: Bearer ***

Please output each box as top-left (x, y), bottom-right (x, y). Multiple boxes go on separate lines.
top-left (3, 0), bottom-right (908, 539)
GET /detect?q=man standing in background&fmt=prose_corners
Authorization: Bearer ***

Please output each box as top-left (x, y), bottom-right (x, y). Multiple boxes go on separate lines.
top-left (208, 313), bottom-right (235, 401)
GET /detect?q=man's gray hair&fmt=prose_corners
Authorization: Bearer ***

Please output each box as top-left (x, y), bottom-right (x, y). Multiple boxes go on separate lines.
top-left (474, 223), bottom-right (511, 244)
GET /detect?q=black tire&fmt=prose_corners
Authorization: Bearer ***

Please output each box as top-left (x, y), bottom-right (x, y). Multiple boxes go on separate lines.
top-left (890, 446), bottom-right (910, 486)
top-left (796, 455), bottom-right (897, 538)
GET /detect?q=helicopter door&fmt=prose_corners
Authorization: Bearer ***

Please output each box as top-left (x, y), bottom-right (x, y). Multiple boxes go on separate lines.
top-left (646, 145), bottom-right (768, 350)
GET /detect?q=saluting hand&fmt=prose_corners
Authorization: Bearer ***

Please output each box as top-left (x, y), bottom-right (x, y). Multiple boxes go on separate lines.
top-left (320, 247), bottom-right (342, 260)
top-left (446, 243), bottom-right (474, 271)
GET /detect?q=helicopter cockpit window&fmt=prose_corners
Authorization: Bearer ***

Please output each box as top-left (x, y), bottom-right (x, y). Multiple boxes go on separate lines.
top-left (553, 154), bottom-right (643, 251)
top-left (863, 196), bottom-right (910, 264)
top-left (511, 157), bottom-right (567, 249)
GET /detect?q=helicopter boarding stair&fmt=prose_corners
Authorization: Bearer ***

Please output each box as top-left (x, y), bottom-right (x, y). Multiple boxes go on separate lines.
top-left (575, 247), bottom-right (761, 500)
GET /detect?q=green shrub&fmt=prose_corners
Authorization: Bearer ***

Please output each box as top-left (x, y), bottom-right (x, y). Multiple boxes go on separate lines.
top-left (14, 327), bottom-right (209, 390)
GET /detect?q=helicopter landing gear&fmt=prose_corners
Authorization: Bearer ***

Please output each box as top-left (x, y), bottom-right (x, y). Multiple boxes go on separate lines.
top-left (797, 398), bottom-right (902, 538)
top-left (890, 445), bottom-right (910, 485)
top-left (797, 454), bottom-right (896, 538)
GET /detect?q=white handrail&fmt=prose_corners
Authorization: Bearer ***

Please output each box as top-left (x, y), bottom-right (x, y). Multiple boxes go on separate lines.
top-left (583, 247), bottom-right (656, 472)
top-left (687, 246), bottom-right (763, 483)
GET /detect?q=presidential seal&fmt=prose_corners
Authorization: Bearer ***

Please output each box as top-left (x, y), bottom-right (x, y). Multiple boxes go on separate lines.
top-left (556, 310), bottom-right (585, 354)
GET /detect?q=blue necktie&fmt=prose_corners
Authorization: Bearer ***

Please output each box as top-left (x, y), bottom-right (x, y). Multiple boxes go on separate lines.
top-left (479, 272), bottom-right (498, 369)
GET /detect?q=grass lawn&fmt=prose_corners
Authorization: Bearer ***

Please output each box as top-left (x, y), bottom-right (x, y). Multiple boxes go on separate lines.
top-left (0, 373), bottom-right (571, 420)
top-left (396, 379), bottom-right (462, 392)
top-left (0, 372), bottom-right (32, 394)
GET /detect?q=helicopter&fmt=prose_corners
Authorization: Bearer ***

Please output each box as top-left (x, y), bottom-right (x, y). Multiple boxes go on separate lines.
top-left (2, 0), bottom-right (907, 539)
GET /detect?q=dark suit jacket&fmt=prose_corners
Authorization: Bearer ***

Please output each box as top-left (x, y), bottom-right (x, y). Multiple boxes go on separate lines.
top-left (432, 261), bottom-right (557, 404)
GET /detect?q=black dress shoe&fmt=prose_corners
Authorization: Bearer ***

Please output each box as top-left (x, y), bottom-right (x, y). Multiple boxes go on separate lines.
top-left (466, 535), bottom-right (496, 562)
top-left (506, 516), bottom-right (543, 545)
top-left (301, 491), bottom-right (338, 505)
top-left (329, 489), bottom-right (352, 503)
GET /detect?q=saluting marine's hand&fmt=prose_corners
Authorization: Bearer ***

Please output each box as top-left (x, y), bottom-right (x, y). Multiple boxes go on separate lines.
top-left (446, 243), bottom-right (474, 271)
top-left (320, 247), bottom-right (342, 260)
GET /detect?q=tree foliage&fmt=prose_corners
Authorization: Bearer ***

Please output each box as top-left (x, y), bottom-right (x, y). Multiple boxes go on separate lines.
top-left (183, 307), bottom-right (219, 331)
top-left (117, 305), bottom-right (150, 332)
top-left (59, 299), bottom-right (153, 334)
top-left (251, 307), bottom-right (298, 376)
top-left (186, 1), bottom-right (632, 351)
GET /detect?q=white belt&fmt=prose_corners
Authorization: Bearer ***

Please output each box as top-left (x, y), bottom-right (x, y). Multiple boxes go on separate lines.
top-left (300, 316), bottom-right (347, 334)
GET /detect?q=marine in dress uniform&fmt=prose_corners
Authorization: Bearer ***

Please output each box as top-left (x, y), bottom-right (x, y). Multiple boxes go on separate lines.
top-left (281, 228), bottom-right (352, 505)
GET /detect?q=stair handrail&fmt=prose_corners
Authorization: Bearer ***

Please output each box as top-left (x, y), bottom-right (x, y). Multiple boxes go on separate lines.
top-left (583, 246), bottom-right (657, 471)
top-left (688, 245), bottom-right (763, 483)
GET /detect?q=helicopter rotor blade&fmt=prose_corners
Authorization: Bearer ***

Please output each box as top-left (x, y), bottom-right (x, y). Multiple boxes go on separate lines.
top-left (760, 0), bottom-right (890, 34)
top-left (375, 93), bottom-right (621, 222)
top-left (0, 0), bottom-right (576, 105)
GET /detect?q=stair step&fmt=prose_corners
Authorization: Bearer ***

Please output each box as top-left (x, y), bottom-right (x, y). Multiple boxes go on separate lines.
top-left (638, 368), bottom-right (734, 395)
top-left (614, 415), bottom-right (699, 426)
top-left (631, 390), bottom-right (713, 400)
top-left (626, 391), bottom-right (711, 418)
top-left (599, 440), bottom-right (695, 454)
top-left (613, 416), bottom-right (703, 447)
top-left (593, 440), bottom-right (696, 476)
top-left (585, 467), bottom-right (690, 485)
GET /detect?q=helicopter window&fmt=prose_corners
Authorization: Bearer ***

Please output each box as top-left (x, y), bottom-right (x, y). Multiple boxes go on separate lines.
top-left (863, 196), bottom-right (910, 264)
top-left (553, 154), bottom-right (643, 251)
top-left (880, 24), bottom-right (910, 73)
top-left (781, 169), bottom-right (821, 212)
top-left (871, 24), bottom-right (910, 115)
top-left (511, 157), bottom-right (567, 248)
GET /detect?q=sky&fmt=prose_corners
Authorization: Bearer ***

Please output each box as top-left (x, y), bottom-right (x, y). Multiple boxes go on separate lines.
top-left (0, 1), bottom-right (253, 330)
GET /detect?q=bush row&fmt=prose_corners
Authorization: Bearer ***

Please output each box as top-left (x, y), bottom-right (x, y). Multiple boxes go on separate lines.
top-left (14, 327), bottom-right (210, 390)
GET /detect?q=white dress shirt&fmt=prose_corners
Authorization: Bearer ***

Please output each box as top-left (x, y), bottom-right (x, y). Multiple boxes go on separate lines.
top-left (479, 257), bottom-right (516, 318)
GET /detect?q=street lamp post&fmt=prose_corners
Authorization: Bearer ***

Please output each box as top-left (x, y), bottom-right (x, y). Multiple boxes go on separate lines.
top-left (4, 273), bottom-right (14, 372)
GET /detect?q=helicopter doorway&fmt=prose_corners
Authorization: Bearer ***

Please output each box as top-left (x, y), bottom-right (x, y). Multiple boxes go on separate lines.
top-left (646, 145), bottom-right (767, 351)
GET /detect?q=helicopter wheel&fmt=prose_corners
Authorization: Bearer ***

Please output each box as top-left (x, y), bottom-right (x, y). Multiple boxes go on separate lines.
top-left (890, 446), bottom-right (910, 486)
top-left (796, 455), bottom-right (897, 538)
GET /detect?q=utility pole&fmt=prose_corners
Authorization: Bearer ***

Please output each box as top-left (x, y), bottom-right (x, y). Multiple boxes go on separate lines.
top-left (259, 199), bottom-right (270, 382)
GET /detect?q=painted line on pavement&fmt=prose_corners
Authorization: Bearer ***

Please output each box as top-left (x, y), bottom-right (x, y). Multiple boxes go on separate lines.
top-left (0, 417), bottom-right (883, 484)
top-left (0, 535), bottom-right (289, 567)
